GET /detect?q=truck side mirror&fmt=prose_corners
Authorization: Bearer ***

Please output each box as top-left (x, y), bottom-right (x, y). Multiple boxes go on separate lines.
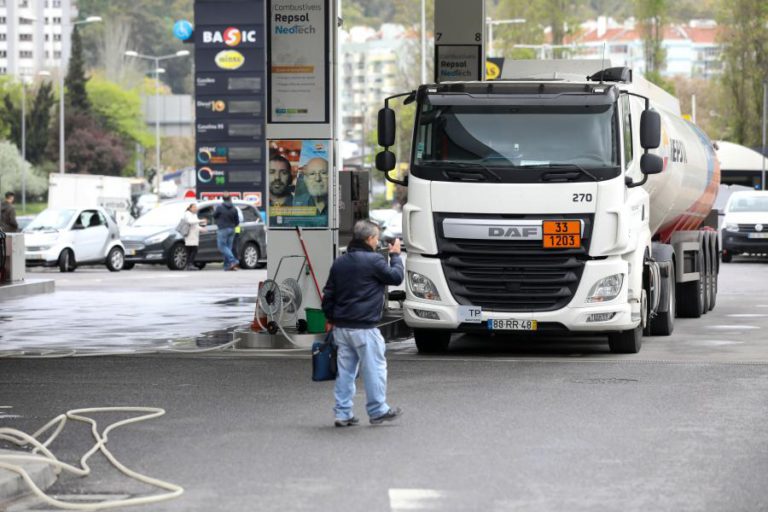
top-left (378, 107), bottom-right (396, 147)
top-left (640, 110), bottom-right (661, 149)
top-left (640, 153), bottom-right (663, 175)
top-left (376, 150), bottom-right (396, 172)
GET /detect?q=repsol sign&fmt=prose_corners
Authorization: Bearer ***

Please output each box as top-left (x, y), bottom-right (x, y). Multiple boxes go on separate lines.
top-left (202, 27), bottom-right (258, 47)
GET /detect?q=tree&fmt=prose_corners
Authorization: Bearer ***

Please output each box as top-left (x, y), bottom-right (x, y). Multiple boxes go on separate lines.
top-left (718, 0), bottom-right (768, 147)
top-left (65, 27), bottom-right (91, 112)
top-left (47, 111), bottom-right (129, 175)
top-left (0, 81), bottom-right (54, 165)
top-left (635, 0), bottom-right (667, 75)
top-left (87, 76), bottom-right (154, 149)
top-left (0, 141), bottom-right (47, 198)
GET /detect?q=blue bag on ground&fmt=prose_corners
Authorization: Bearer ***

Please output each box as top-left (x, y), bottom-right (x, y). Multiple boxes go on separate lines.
top-left (312, 332), bottom-right (337, 382)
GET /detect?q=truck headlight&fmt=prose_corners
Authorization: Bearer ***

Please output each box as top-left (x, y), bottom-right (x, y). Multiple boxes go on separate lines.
top-left (586, 274), bottom-right (624, 303)
top-left (408, 272), bottom-right (441, 301)
top-left (724, 223), bottom-right (739, 232)
top-left (146, 232), bottom-right (171, 245)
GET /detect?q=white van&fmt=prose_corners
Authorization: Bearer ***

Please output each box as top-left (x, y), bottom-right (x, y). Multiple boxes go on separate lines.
top-left (722, 191), bottom-right (768, 262)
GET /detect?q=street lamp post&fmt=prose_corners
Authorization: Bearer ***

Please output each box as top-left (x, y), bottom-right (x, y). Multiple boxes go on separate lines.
top-left (486, 18), bottom-right (526, 58)
top-left (124, 50), bottom-right (190, 191)
top-left (60, 16), bottom-right (102, 175)
top-left (762, 80), bottom-right (767, 191)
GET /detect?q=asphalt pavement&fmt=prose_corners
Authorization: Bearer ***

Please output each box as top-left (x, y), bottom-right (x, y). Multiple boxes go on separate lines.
top-left (1, 258), bottom-right (768, 511)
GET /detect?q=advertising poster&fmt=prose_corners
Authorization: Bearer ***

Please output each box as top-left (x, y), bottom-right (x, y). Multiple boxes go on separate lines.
top-left (268, 139), bottom-right (330, 228)
top-left (267, 0), bottom-right (329, 123)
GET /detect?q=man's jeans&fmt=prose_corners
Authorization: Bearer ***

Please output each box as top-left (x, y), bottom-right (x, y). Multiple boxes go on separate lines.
top-left (216, 227), bottom-right (237, 269)
top-left (333, 327), bottom-right (390, 420)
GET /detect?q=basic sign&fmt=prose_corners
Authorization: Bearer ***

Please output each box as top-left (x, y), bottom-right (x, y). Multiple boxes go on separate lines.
top-left (542, 220), bottom-right (581, 249)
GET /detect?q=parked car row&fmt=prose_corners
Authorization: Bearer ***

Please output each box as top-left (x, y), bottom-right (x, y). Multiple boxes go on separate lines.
top-left (22, 200), bottom-right (267, 272)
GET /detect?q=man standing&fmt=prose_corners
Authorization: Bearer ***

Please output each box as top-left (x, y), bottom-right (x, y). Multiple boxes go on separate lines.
top-left (322, 220), bottom-right (404, 427)
top-left (0, 192), bottom-right (18, 233)
top-left (268, 155), bottom-right (294, 207)
top-left (213, 194), bottom-right (240, 271)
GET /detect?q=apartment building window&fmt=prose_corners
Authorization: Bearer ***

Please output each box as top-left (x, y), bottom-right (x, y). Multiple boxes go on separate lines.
top-left (20, 0), bottom-right (29, 7)
top-left (0, 34), bottom-right (7, 41)
top-left (19, 33), bottom-right (33, 41)
top-left (20, 17), bottom-right (33, 25)
top-left (0, 51), bottom-right (6, 58)
top-left (0, 68), bottom-right (6, 74)
top-left (20, 50), bottom-right (33, 59)
top-left (53, 0), bottom-right (62, 6)
top-left (53, 50), bottom-right (61, 58)
top-left (0, 17), bottom-right (6, 24)
top-left (53, 34), bottom-right (61, 41)
top-left (53, 17), bottom-right (61, 24)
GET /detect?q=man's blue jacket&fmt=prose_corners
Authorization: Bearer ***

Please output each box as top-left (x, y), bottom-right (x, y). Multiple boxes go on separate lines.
top-left (321, 240), bottom-right (404, 329)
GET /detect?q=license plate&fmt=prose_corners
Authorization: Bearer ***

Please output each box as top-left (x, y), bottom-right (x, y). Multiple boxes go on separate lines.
top-left (748, 233), bottom-right (768, 239)
top-left (487, 319), bottom-right (538, 331)
top-left (542, 221), bottom-right (581, 249)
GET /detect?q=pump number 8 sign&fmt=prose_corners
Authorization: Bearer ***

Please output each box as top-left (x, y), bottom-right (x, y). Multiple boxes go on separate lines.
top-left (542, 220), bottom-right (581, 249)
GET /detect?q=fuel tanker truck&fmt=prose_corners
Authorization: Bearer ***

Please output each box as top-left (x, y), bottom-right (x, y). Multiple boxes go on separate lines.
top-left (374, 60), bottom-right (720, 354)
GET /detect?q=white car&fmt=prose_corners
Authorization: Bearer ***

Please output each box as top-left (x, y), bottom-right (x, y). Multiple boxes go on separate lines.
top-left (722, 191), bottom-right (768, 262)
top-left (24, 207), bottom-right (126, 272)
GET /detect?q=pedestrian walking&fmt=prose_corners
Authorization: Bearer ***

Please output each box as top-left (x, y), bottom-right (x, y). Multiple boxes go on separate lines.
top-left (183, 203), bottom-right (206, 270)
top-left (213, 194), bottom-right (240, 271)
top-left (0, 192), bottom-right (18, 233)
top-left (321, 220), bottom-right (404, 427)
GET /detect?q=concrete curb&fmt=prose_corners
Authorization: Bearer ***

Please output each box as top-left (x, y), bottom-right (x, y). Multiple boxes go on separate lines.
top-left (0, 279), bottom-right (55, 301)
top-left (0, 449), bottom-right (57, 506)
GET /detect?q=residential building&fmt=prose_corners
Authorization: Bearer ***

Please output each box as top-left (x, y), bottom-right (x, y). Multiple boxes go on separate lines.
top-left (561, 17), bottom-right (722, 79)
top-left (340, 24), bottom-right (417, 165)
top-left (0, 0), bottom-right (77, 79)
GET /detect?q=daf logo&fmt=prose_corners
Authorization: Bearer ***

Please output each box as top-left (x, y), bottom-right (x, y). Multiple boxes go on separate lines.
top-left (757, 224), bottom-right (764, 232)
top-left (488, 227), bottom-right (539, 238)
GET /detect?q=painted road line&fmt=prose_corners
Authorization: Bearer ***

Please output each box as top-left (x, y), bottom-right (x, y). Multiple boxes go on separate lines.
top-left (389, 489), bottom-right (444, 511)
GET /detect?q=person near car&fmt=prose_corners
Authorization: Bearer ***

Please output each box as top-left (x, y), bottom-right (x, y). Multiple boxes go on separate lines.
top-left (213, 194), bottom-right (240, 271)
top-left (1, 192), bottom-right (18, 233)
top-left (183, 203), bottom-right (206, 271)
top-left (321, 220), bottom-right (404, 427)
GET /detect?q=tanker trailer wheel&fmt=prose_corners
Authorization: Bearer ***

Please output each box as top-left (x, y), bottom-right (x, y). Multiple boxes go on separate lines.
top-left (414, 329), bottom-right (451, 354)
top-left (707, 233), bottom-right (717, 311)
top-left (609, 290), bottom-right (645, 353)
top-left (650, 263), bottom-right (675, 336)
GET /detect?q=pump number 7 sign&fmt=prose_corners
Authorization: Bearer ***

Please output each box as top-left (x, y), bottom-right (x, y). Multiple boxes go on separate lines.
top-left (542, 220), bottom-right (581, 249)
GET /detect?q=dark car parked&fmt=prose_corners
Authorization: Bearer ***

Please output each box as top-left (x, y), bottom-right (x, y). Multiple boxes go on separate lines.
top-left (120, 200), bottom-right (267, 270)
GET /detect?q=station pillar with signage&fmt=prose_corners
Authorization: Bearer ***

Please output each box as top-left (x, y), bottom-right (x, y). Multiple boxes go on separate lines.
top-left (264, 0), bottom-right (339, 317)
top-left (434, 0), bottom-right (485, 82)
top-left (194, 0), bottom-right (267, 206)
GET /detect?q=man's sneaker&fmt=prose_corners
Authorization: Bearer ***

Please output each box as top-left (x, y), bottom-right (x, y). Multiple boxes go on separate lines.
top-left (370, 407), bottom-right (403, 425)
top-left (334, 416), bottom-right (360, 427)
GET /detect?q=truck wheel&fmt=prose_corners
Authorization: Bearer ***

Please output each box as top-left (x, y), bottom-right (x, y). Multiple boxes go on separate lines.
top-left (167, 244), bottom-right (188, 271)
top-left (650, 266), bottom-right (675, 336)
top-left (414, 329), bottom-right (451, 354)
top-left (701, 247), bottom-right (711, 314)
top-left (708, 236), bottom-right (717, 311)
top-left (58, 249), bottom-right (76, 273)
top-left (608, 326), bottom-right (642, 354)
top-left (106, 247), bottom-right (124, 272)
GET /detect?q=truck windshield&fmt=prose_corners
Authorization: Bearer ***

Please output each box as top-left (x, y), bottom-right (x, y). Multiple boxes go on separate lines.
top-left (413, 102), bottom-right (619, 182)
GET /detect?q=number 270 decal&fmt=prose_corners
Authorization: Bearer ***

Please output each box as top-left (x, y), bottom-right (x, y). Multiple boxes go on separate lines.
top-left (572, 193), bottom-right (593, 202)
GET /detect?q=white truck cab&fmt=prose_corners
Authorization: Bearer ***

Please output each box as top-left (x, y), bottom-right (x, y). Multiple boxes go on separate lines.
top-left (375, 62), bottom-right (720, 354)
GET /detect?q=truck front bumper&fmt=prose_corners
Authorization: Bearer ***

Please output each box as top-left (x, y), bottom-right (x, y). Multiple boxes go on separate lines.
top-left (404, 255), bottom-right (637, 333)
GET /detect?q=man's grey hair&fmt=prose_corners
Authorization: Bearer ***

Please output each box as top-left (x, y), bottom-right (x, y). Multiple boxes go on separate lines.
top-left (353, 220), bottom-right (380, 241)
